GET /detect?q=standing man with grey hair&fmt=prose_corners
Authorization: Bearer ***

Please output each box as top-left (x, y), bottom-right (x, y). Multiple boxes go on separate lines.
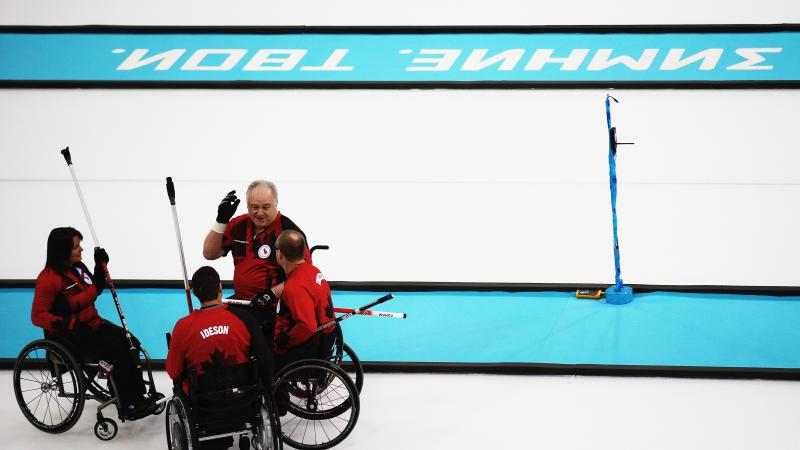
top-left (203, 180), bottom-right (311, 305)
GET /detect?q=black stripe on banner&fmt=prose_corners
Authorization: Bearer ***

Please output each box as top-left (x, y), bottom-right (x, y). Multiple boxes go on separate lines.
top-left (1, 80), bottom-right (800, 90)
top-left (0, 358), bottom-right (797, 380)
top-left (1, 24), bottom-right (800, 34)
top-left (2, 279), bottom-right (800, 296)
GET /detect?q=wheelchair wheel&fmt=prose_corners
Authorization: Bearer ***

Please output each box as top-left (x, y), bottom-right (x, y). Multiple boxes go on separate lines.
top-left (274, 360), bottom-right (359, 450)
top-left (326, 331), bottom-right (363, 394)
top-left (165, 393), bottom-right (198, 450)
top-left (252, 396), bottom-right (282, 450)
top-left (94, 418), bottom-right (118, 440)
top-left (13, 339), bottom-right (85, 433)
top-left (340, 343), bottom-right (363, 394)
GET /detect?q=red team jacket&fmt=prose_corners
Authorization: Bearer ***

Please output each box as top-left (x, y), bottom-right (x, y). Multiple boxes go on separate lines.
top-left (31, 263), bottom-right (103, 333)
top-left (273, 262), bottom-right (335, 354)
top-left (222, 212), bottom-right (311, 299)
top-left (166, 304), bottom-right (273, 392)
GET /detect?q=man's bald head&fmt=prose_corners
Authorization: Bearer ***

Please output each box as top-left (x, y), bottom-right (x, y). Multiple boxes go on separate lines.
top-left (275, 230), bottom-right (306, 263)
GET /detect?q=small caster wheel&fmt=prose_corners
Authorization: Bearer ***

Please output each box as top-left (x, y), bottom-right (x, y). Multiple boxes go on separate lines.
top-left (153, 392), bottom-right (167, 415)
top-left (94, 418), bottom-right (118, 440)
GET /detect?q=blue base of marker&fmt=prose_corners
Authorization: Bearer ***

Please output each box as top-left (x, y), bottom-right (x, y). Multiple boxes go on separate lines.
top-left (605, 284), bottom-right (634, 305)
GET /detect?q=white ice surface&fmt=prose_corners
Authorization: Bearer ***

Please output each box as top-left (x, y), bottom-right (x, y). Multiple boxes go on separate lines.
top-left (2, 370), bottom-right (799, 450)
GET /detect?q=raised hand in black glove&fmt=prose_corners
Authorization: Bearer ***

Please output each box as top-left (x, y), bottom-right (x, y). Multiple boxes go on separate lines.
top-left (249, 289), bottom-right (278, 309)
top-left (92, 248), bottom-right (109, 295)
top-left (216, 190), bottom-right (240, 224)
top-left (94, 247), bottom-right (110, 265)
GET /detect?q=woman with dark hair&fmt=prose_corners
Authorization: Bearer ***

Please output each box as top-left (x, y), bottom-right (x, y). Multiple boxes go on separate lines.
top-left (31, 227), bottom-right (154, 418)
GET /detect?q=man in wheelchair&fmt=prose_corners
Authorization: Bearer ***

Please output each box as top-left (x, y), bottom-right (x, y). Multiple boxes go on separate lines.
top-left (167, 266), bottom-right (275, 449)
top-left (271, 230), bottom-right (337, 413)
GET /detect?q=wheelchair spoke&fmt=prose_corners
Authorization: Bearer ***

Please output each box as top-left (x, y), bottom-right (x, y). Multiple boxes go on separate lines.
top-left (44, 391), bottom-right (53, 426)
top-left (321, 386), bottom-right (346, 405)
top-left (319, 418), bottom-right (332, 443)
top-left (26, 391), bottom-right (44, 408)
top-left (24, 369), bottom-right (43, 384)
top-left (52, 392), bottom-right (64, 422)
top-left (312, 417), bottom-right (318, 445)
top-left (20, 387), bottom-right (44, 393)
top-left (53, 391), bottom-right (71, 419)
top-left (50, 392), bottom-right (62, 426)
top-left (283, 415), bottom-right (303, 438)
top-left (323, 417), bottom-right (344, 434)
top-left (301, 416), bottom-right (310, 443)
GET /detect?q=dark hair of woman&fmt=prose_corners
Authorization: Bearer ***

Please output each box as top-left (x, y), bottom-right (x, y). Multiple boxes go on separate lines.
top-left (45, 227), bottom-right (83, 273)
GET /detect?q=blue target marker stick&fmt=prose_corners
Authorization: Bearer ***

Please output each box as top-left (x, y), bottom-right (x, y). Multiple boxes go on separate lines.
top-left (604, 95), bottom-right (634, 305)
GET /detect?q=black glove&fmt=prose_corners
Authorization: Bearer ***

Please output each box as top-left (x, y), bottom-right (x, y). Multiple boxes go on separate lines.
top-left (216, 190), bottom-right (240, 224)
top-left (249, 289), bottom-right (278, 309)
top-left (94, 247), bottom-right (109, 265)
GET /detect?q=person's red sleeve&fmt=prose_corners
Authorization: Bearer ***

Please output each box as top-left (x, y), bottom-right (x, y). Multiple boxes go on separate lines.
top-left (31, 274), bottom-right (63, 330)
top-left (284, 284), bottom-right (317, 348)
top-left (166, 319), bottom-right (187, 381)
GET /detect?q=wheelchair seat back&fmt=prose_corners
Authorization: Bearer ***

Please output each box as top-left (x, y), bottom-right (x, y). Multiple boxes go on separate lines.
top-left (187, 360), bottom-right (262, 435)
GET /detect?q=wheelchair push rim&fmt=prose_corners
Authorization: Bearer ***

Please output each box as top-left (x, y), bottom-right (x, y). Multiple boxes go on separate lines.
top-left (328, 342), bottom-right (363, 395)
top-left (253, 398), bottom-right (282, 450)
top-left (165, 394), bottom-right (198, 450)
top-left (13, 339), bottom-right (86, 433)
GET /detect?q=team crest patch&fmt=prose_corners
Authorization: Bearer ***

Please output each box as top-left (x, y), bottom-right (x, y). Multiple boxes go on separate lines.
top-left (257, 245), bottom-right (272, 259)
top-left (315, 273), bottom-right (325, 286)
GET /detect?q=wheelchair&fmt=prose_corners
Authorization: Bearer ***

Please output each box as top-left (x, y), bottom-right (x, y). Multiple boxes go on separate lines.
top-left (12, 331), bottom-right (165, 441)
top-left (273, 325), bottom-right (361, 450)
top-left (165, 328), bottom-right (361, 450)
top-left (165, 361), bottom-right (282, 450)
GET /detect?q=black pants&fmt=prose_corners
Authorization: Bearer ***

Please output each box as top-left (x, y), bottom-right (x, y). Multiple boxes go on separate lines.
top-left (67, 320), bottom-right (146, 406)
top-left (273, 329), bottom-right (338, 372)
top-left (274, 343), bottom-right (324, 373)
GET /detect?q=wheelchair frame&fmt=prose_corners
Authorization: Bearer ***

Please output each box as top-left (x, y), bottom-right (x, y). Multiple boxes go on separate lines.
top-left (165, 360), bottom-right (282, 450)
top-left (164, 343), bottom-right (361, 450)
top-left (273, 357), bottom-right (360, 450)
top-left (12, 336), bottom-right (165, 441)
